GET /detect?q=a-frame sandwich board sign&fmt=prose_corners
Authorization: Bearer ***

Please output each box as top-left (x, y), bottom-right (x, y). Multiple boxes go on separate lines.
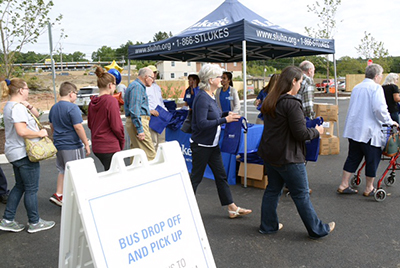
top-left (58, 141), bottom-right (216, 268)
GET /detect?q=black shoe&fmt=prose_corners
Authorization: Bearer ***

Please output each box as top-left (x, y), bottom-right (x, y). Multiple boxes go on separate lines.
top-left (0, 193), bottom-right (9, 204)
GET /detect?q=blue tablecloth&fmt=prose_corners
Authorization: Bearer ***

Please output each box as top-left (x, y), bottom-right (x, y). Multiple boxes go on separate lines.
top-left (165, 124), bottom-right (263, 185)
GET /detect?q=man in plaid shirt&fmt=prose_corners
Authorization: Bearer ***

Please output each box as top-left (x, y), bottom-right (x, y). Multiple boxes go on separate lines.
top-left (296, 61), bottom-right (316, 119)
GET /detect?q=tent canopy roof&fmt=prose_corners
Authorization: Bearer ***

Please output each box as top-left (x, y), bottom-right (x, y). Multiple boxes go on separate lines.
top-left (128, 0), bottom-right (335, 62)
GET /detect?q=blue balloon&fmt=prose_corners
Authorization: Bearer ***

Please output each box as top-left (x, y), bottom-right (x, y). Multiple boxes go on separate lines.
top-left (108, 68), bottom-right (121, 85)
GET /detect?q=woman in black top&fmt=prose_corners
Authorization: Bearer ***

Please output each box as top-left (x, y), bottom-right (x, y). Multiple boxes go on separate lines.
top-left (257, 66), bottom-right (334, 239)
top-left (190, 63), bottom-right (252, 219)
top-left (382, 73), bottom-right (400, 123)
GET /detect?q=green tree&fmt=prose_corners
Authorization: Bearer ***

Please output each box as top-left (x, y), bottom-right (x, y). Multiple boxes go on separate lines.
top-left (389, 56), bottom-right (400, 73)
top-left (355, 31), bottom-right (391, 72)
top-left (305, 0), bottom-right (342, 79)
top-left (70, 51), bottom-right (87, 61)
top-left (115, 41), bottom-right (134, 61)
top-left (152, 31), bottom-right (173, 42)
top-left (336, 56), bottom-right (364, 76)
top-left (355, 31), bottom-right (389, 59)
top-left (91, 46), bottom-right (116, 61)
top-left (0, 0), bottom-right (62, 77)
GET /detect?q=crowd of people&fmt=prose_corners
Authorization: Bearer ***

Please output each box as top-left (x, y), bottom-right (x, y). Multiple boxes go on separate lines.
top-left (0, 61), bottom-right (398, 240)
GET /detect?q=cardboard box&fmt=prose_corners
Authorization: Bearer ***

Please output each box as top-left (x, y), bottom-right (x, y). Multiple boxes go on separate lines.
top-left (322, 121), bottom-right (335, 137)
top-left (238, 162), bottom-right (264, 181)
top-left (238, 162), bottom-right (268, 189)
top-left (241, 176), bottom-right (268, 189)
top-left (314, 103), bottom-right (338, 122)
top-left (319, 135), bottom-right (340, 155)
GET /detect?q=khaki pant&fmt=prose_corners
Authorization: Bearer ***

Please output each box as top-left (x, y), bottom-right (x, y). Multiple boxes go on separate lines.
top-left (126, 116), bottom-right (156, 161)
top-left (150, 128), bottom-right (165, 152)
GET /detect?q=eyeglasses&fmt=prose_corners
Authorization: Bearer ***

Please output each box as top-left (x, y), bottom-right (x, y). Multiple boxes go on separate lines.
top-left (216, 76), bottom-right (222, 79)
top-left (22, 87), bottom-right (29, 91)
top-left (147, 75), bottom-right (155, 80)
top-left (71, 91), bottom-right (78, 95)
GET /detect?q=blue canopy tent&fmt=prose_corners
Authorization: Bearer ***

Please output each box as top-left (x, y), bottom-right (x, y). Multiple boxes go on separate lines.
top-left (128, 0), bottom-right (338, 186)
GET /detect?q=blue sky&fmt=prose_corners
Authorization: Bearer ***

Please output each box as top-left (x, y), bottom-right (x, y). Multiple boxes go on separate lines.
top-left (21, 0), bottom-right (400, 60)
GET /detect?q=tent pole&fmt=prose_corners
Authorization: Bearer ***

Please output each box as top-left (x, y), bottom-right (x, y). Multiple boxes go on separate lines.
top-left (128, 60), bottom-right (131, 84)
top-left (333, 53), bottom-right (340, 137)
top-left (243, 40), bottom-right (247, 188)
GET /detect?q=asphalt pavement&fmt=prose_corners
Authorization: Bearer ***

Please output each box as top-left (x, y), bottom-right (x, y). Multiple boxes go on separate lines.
top-left (1, 97), bottom-right (400, 267)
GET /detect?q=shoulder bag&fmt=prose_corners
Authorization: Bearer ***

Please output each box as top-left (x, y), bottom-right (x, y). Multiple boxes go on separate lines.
top-left (24, 107), bottom-right (57, 162)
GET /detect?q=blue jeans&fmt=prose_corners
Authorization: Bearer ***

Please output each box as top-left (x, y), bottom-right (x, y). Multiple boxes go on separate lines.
top-left (3, 157), bottom-right (40, 224)
top-left (260, 162), bottom-right (330, 238)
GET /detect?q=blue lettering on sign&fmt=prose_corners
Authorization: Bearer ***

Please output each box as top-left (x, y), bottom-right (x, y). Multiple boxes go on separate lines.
top-left (118, 214), bottom-right (185, 265)
top-left (150, 236), bottom-right (172, 253)
top-left (128, 246), bottom-right (149, 264)
top-left (119, 232), bottom-right (140, 249)
top-left (171, 230), bottom-right (183, 242)
top-left (141, 221), bottom-right (166, 240)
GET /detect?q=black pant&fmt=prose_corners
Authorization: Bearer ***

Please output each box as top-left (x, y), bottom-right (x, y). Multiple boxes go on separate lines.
top-left (94, 152), bottom-right (115, 171)
top-left (190, 143), bottom-right (233, 206)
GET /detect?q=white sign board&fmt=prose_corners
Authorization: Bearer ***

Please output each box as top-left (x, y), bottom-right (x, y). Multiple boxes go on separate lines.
top-left (59, 141), bottom-right (215, 268)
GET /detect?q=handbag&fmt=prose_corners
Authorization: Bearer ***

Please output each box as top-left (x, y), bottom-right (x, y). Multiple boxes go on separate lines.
top-left (24, 108), bottom-right (57, 162)
top-left (180, 109), bottom-right (192, 133)
top-left (383, 131), bottom-right (399, 157)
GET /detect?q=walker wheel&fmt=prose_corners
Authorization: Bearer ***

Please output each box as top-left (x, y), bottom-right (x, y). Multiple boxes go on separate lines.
top-left (350, 175), bottom-right (361, 187)
top-left (374, 189), bottom-right (386, 202)
top-left (384, 176), bottom-right (396, 186)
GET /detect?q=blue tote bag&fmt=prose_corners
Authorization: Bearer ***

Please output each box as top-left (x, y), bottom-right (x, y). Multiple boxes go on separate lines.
top-left (305, 117), bottom-right (323, 162)
top-left (220, 117), bottom-right (248, 154)
top-left (149, 105), bottom-right (173, 134)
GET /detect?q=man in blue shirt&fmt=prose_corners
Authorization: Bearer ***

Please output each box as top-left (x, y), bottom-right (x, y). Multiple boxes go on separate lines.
top-left (124, 67), bottom-right (156, 160)
top-left (49, 82), bottom-right (90, 206)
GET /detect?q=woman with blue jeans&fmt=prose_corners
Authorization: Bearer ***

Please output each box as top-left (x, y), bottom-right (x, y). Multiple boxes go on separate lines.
top-left (0, 78), bottom-right (55, 233)
top-left (257, 66), bottom-right (334, 239)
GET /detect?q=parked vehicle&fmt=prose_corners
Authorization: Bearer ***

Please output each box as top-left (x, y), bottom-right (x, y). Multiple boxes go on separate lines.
top-left (75, 86), bottom-right (99, 114)
top-left (338, 81), bottom-right (346, 91)
top-left (315, 79), bottom-right (334, 91)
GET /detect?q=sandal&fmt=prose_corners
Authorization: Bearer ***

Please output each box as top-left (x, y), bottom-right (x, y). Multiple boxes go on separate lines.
top-left (337, 186), bottom-right (358, 194)
top-left (228, 207), bottom-right (252, 219)
top-left (363, 188), bottom-right (376, 197)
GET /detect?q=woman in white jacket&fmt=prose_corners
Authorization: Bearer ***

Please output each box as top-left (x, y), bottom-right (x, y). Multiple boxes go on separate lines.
top-left (215, 71), bottom-right (241, 114)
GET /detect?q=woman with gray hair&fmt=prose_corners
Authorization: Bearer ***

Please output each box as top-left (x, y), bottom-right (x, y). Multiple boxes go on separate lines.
top-left (190, 63), bottom-right (252, 219)
top-left (382, 73), bottom-right (400, 123)
top-left (338, 64), bottom-right (398, 197)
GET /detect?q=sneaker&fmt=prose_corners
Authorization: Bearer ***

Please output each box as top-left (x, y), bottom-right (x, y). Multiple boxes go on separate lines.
top-left (27, 218), bottom-right (55, 233)
top-left (49, 193), bottom-right (62, 207)
top-left (0, 219), bottom-right (25, 232)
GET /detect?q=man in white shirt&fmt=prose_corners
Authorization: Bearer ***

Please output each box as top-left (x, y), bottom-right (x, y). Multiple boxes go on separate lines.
top-left (146, 65), bottom-right (168, 151)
